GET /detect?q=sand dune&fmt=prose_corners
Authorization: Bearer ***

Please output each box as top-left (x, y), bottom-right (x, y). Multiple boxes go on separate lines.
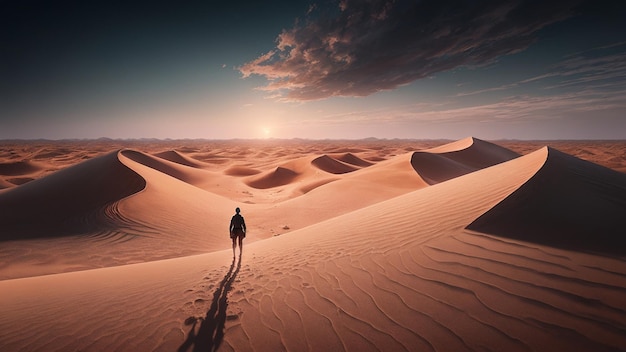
top-left (311, 154), bottom-right (360, 174)
top-left (154, 149), bottom-right (207, 168)
top-left (0, 138), bottom-right (625, 351)
top-left (335, 152), bottom-right (374, 167)
top-left (411, 137), bottom-right (520, 184)
top-left (122, 149), bottom-right (213, 187)
top-left (246, 165), bottom-right (302, 189)
top-left (248, 152), bottom-right (429, 235)
top-left (0, 160), bottom-right (42, 176)
top-left (467, 146), bottom-right (626, 255)
top-left (243, 153), bottom-right (360, 190)
top-left (115, 150), bottom-right (239, 250)
top-left (223, 165), bottom-right (262, 176)
top-left (0, 178), bottom-right (13, 189)
top-left (0, 150), bottom-right (145, 240)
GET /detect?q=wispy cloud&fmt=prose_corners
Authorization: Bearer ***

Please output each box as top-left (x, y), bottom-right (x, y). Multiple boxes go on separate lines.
top-left (239, 0), bottom-right (581, 101)
top-left (293, 85), bottom-right (626, 129)
top-left (456, 42), bottom-right (626, 99)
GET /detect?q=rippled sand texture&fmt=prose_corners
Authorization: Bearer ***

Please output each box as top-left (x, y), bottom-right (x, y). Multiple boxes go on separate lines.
top-left (0, 138), bottom-right (625, 351)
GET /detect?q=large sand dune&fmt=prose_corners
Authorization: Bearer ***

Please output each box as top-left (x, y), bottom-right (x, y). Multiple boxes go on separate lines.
top-left (0, 150), bottom-right (145, 240)
top-left (410, 137), bottom-right (520, 184)
top-left (0, 138), bottom-right (625, 351)
top-left (468, 147), bottom-right (626, 255)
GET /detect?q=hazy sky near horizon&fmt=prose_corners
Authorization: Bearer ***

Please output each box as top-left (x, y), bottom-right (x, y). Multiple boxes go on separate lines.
top-left (2, 0), bottom-right (626, 140)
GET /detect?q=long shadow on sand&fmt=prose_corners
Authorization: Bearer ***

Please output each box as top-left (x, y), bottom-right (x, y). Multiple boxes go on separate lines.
top-left (179, 254), bottom-right (242, 352)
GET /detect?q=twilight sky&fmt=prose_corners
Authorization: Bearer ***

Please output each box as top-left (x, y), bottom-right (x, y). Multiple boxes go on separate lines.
top-left (2, 0), bottom-right (626, 140)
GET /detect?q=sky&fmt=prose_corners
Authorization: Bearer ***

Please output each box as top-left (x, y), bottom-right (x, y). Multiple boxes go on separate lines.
top-left (2, 0), bottom-right (626, 140)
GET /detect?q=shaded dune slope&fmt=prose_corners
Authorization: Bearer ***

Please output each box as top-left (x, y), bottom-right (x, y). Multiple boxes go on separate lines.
top-left (311, 155), bottom-right (359, 174)
top-left (247, 153), bottom-right (372, 190)
top-left (223, 165), bottom-right (262, 176)
top-left (154, 150), bottom-right (205, 168)
top-left (244, 155), bottom-right (314, 190)
top-left (411, 137), bottom-right (519, 184)
top-left (0, 151), bottom-right (145, 240)
top-left (335, 152), bottom-right (374, 167)
top-left (122, 149), bottom-right (217, 189)
top-left (123, 150), bottom-right (201, 184)
top-left (467, 146), bottom-right (626, 255)
top-left (0, 160), bottom-right (42, 176)
top-left (0, 178), bottom-right (15, 189)
top-left (246, 166), bottom-right (300, 189)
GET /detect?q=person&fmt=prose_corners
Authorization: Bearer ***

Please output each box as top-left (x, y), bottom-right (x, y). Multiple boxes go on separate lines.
top-left (229, 207), bottom-right (246, 256)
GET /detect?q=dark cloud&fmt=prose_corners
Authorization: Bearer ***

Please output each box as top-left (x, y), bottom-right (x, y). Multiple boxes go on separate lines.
top-left (239, 0), bottom-right (583, 101)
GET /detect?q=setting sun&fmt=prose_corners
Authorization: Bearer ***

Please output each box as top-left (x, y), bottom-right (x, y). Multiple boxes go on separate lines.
top-left (261, 127), bottom-right (271, 138)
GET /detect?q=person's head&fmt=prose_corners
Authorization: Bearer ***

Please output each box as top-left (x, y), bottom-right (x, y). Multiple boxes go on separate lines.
top-left (235, 207), bottom-right (240, 214)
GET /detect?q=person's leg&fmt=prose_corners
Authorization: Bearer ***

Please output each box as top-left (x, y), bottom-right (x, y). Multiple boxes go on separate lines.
top-left (232, 238), bottom-right (236, 257)
top-left (238, 236), bottom-right (243, 253)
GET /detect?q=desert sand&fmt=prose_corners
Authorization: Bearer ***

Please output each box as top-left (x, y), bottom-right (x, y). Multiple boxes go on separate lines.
top-left (1, 137), bottom-right (626, 351)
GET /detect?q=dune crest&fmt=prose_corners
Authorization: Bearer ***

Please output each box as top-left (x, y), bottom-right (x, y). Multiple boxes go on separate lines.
top-left (123, 149), bottom-right (206, 185)
top-left (411, 137), bottom-right (519, 184)
top-left (153, 150), bottom-right (205, 168)
top-left (335, 152), bottom-right (374, 167)
top-left (0, 150), bottom-right (145, 240)
top-left (246, 166), bottom-right (300, 189)
top-left (467, 146), bottom-right (626, 255)
top-left (311, 154), bottom-right (359, 174)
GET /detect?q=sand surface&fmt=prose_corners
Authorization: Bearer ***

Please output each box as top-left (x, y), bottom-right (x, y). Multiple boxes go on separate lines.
top-left (1, 138), bottom-right (625, 351)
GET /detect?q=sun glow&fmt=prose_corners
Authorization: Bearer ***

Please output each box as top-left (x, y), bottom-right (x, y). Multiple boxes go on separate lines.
top-left (261, 127), bottom-right (271, 138)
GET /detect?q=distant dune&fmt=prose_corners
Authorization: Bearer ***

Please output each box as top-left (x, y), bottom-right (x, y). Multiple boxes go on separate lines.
top-left (311, 154), bottom-right (360, 174)
top-left (154, 150), bottom-right (206, 168)
top-left (0, 160), bottom-right (42, 176)
top-left (0, 138), bottom-right (625, 351)
top-left (411, 137), bottom-right (520, 184)
top-left (335, 152), bottom-right (374, 167)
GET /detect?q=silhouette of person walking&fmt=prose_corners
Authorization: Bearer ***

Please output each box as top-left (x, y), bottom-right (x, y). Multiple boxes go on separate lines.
top-left (178, 254), bottom-right (242, 352)
top-left (229, 207), bottom-right (246, 256)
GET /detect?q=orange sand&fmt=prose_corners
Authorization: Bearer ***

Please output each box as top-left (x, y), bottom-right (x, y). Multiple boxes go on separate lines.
top-left (0, 137), bottom-right (625, 351)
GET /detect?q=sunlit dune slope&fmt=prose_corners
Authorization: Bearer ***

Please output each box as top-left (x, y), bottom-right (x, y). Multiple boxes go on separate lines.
top-left (3, 146), bottom-right (625, 351)
top-left (467, 146), bottom-right (626, 255)
top-left (335, 152), bottom-right (374, 167)
top-left (215, 147), bottom-right (626, 351)
top-left (117, 150), bottom-right (237, 251)
top-left (411, 137), bottom-right (520, 184)
top-left (244, 153), bottom-right (361, 190)
top-left (122, 149), bottom-right (214, 187)
top-left (0, 138), bottom-right (553, 279)
top-left (0, 149), bottom-right (242, 280)
top-left (0, 150), bottom-right (145, 239)
top-left (249, 152), bottom-right (429, 233)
